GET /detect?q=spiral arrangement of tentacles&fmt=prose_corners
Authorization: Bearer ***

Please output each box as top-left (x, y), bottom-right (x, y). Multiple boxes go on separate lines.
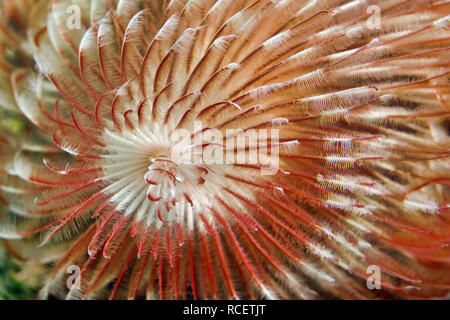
top-left (0, 0), bottom-right (449, 300)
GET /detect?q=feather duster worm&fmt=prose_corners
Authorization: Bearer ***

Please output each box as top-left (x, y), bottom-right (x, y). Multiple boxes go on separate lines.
top-left (0, 0), bottom-right (449, 300)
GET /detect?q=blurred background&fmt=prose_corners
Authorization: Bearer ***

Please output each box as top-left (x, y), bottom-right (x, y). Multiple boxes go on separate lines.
top-left (0, 241), bottom-right (36, 299)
